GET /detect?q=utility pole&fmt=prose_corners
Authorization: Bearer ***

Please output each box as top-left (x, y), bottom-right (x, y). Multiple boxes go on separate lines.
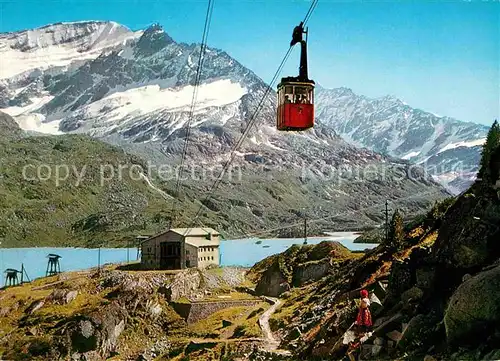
top-left (126, 239), bottom-right (130, 263)
top-left (303, 215), bottom-right (308, 245)
top-left (384, 200), bottom-right (390, 244)
top-left (97, 247), bottom-right (101, 276)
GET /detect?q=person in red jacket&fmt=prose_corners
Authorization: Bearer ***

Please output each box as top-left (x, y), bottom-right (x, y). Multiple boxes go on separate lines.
top-left (346, 289), bottom-right (373, 360)
top-left (355, 289), bottom-right (373, 333)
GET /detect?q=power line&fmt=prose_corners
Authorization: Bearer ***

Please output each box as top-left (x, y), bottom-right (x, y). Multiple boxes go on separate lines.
top-left (181, 0), bottom-right (319, 238)
top-left (168, 0), bottom-right (215, 228)
top-left (236, 189), bottom-right (441, 239)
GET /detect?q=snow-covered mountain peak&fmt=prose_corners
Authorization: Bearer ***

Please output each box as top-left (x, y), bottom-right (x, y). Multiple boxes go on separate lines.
top-left (2, 21), bottom-right (134, 53)
top-left (329, 87), bottom-right (355, 97)
top-left (314, 86), bottom-right (489, 192)
top-left (144, 23), bottom-right (166, 35)
top-left (134, 23), bottom-right (174, 57)
top-left (0, 21), bottom-right (140, 80)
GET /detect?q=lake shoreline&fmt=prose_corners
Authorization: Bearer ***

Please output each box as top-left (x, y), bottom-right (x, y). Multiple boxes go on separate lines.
top-left (226, 231), bottom-right (362, 241)
top-left (1, 237), bottom-right (378, 281)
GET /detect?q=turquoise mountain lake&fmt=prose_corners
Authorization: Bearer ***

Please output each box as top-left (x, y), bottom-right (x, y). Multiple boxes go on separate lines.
top-left (1, 233), bottom-right (377, 284)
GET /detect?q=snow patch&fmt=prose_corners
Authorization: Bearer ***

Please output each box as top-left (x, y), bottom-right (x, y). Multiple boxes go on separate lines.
top-left (438, 138), bottom-right (486, 154)
top-left (401, 151), bottom-right (420, 160)
top-left (264, 140), bottom-right (285, 151)
top-left (16, 113), bottom-right (63, 134)
top-left (1, 95), bottom-right (54, 116)
top-left (0, 94), bottom-right (62, 134)
top-left (249, 136), bottom-right (261, 145)
top-left (79, 79), bottom-right (247, 122)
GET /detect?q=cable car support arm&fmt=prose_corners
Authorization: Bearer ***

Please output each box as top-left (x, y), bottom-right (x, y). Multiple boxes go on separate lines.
top-left (290, 22), bottom-right (310, 82)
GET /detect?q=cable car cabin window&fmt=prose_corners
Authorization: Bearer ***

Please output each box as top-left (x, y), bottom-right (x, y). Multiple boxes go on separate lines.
top-left (283, 86), bottom-right (293, 104)
top-left (293, 86), bottom-right (310, 104)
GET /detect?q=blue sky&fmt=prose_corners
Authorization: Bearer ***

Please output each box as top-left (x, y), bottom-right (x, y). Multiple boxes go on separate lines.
top-left (1, 0), bottom-right (498, 125)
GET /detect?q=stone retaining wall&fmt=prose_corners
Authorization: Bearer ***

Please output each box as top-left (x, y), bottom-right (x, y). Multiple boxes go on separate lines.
top-left (172, 299), bottom-right (263, 324)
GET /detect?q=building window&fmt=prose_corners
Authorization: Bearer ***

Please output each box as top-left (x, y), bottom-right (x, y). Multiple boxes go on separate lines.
top-left (211, 256), bottom-right (214, 260)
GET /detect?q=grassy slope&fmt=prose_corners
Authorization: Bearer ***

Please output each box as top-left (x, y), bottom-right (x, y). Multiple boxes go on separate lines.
top-left (0, 134), bottom-right (175, 247)
top-left (0, 265), bottom-right (267, 361)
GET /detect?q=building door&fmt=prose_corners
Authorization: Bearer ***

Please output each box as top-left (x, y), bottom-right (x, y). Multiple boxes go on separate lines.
top-left (160, 242), bottom-right (181, 269)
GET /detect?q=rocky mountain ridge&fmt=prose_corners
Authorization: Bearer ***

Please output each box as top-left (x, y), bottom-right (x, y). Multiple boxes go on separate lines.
top-left (315, 86), bottom-right (489, 193)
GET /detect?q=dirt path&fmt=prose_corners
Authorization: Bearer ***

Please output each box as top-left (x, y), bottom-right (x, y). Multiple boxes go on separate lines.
top-left (258, 297), bottom-right (281, 349)
top-left (258, 297), bottom-right (291, 355)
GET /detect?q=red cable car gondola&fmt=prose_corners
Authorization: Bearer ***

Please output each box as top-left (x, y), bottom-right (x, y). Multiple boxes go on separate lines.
top-left (277, 22), bottom-right (315, 131)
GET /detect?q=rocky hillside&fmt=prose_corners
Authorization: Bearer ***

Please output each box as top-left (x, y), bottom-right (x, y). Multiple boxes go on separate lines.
top-left (0, 111), bottom-right (22, 137)
top-left (247, 159), bottom-right (500, 360)
top-left (315, 86), bottom-right (489, 193)
top-left (0, 265), bottom-right (270, 361)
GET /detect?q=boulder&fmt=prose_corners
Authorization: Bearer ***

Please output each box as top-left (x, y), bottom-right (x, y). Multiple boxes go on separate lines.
top-left (66, 301), bottom-right (128, 357)
top-left (359, 344), bottom-right (374, 360)
top-left (371, 345), bottom-right (383, 356)
top-left (398, 313), bottom-right (439, 350)
top-left (146, 300), bottom-right (162, 319)
top-left (444, 265), bottom-right (500, 346)
top-left (401, 287), bottom-right (424, 304)
top-left (386, 330), bottom-right (402, 342)
top-left (373, 312), bottom-right (403, 337)
top-left (293, 260), bottom-right (330, 286)
top-left (25, 300), bottom-right (45, 314)
top-left (432, 189), bottom-right (500, 270)
top-left (416, 267), bottom-right (435, 289)
top-left (255, 267), bottom-right (289, 297)
top-left (47, 289), bottom-right (78, 305)
top-left (388, 260), bottom-right (413, 296)
top-left (66, 290), bottom-right (78, 304)
top-left (163, 269), bottom-right (202, 301)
